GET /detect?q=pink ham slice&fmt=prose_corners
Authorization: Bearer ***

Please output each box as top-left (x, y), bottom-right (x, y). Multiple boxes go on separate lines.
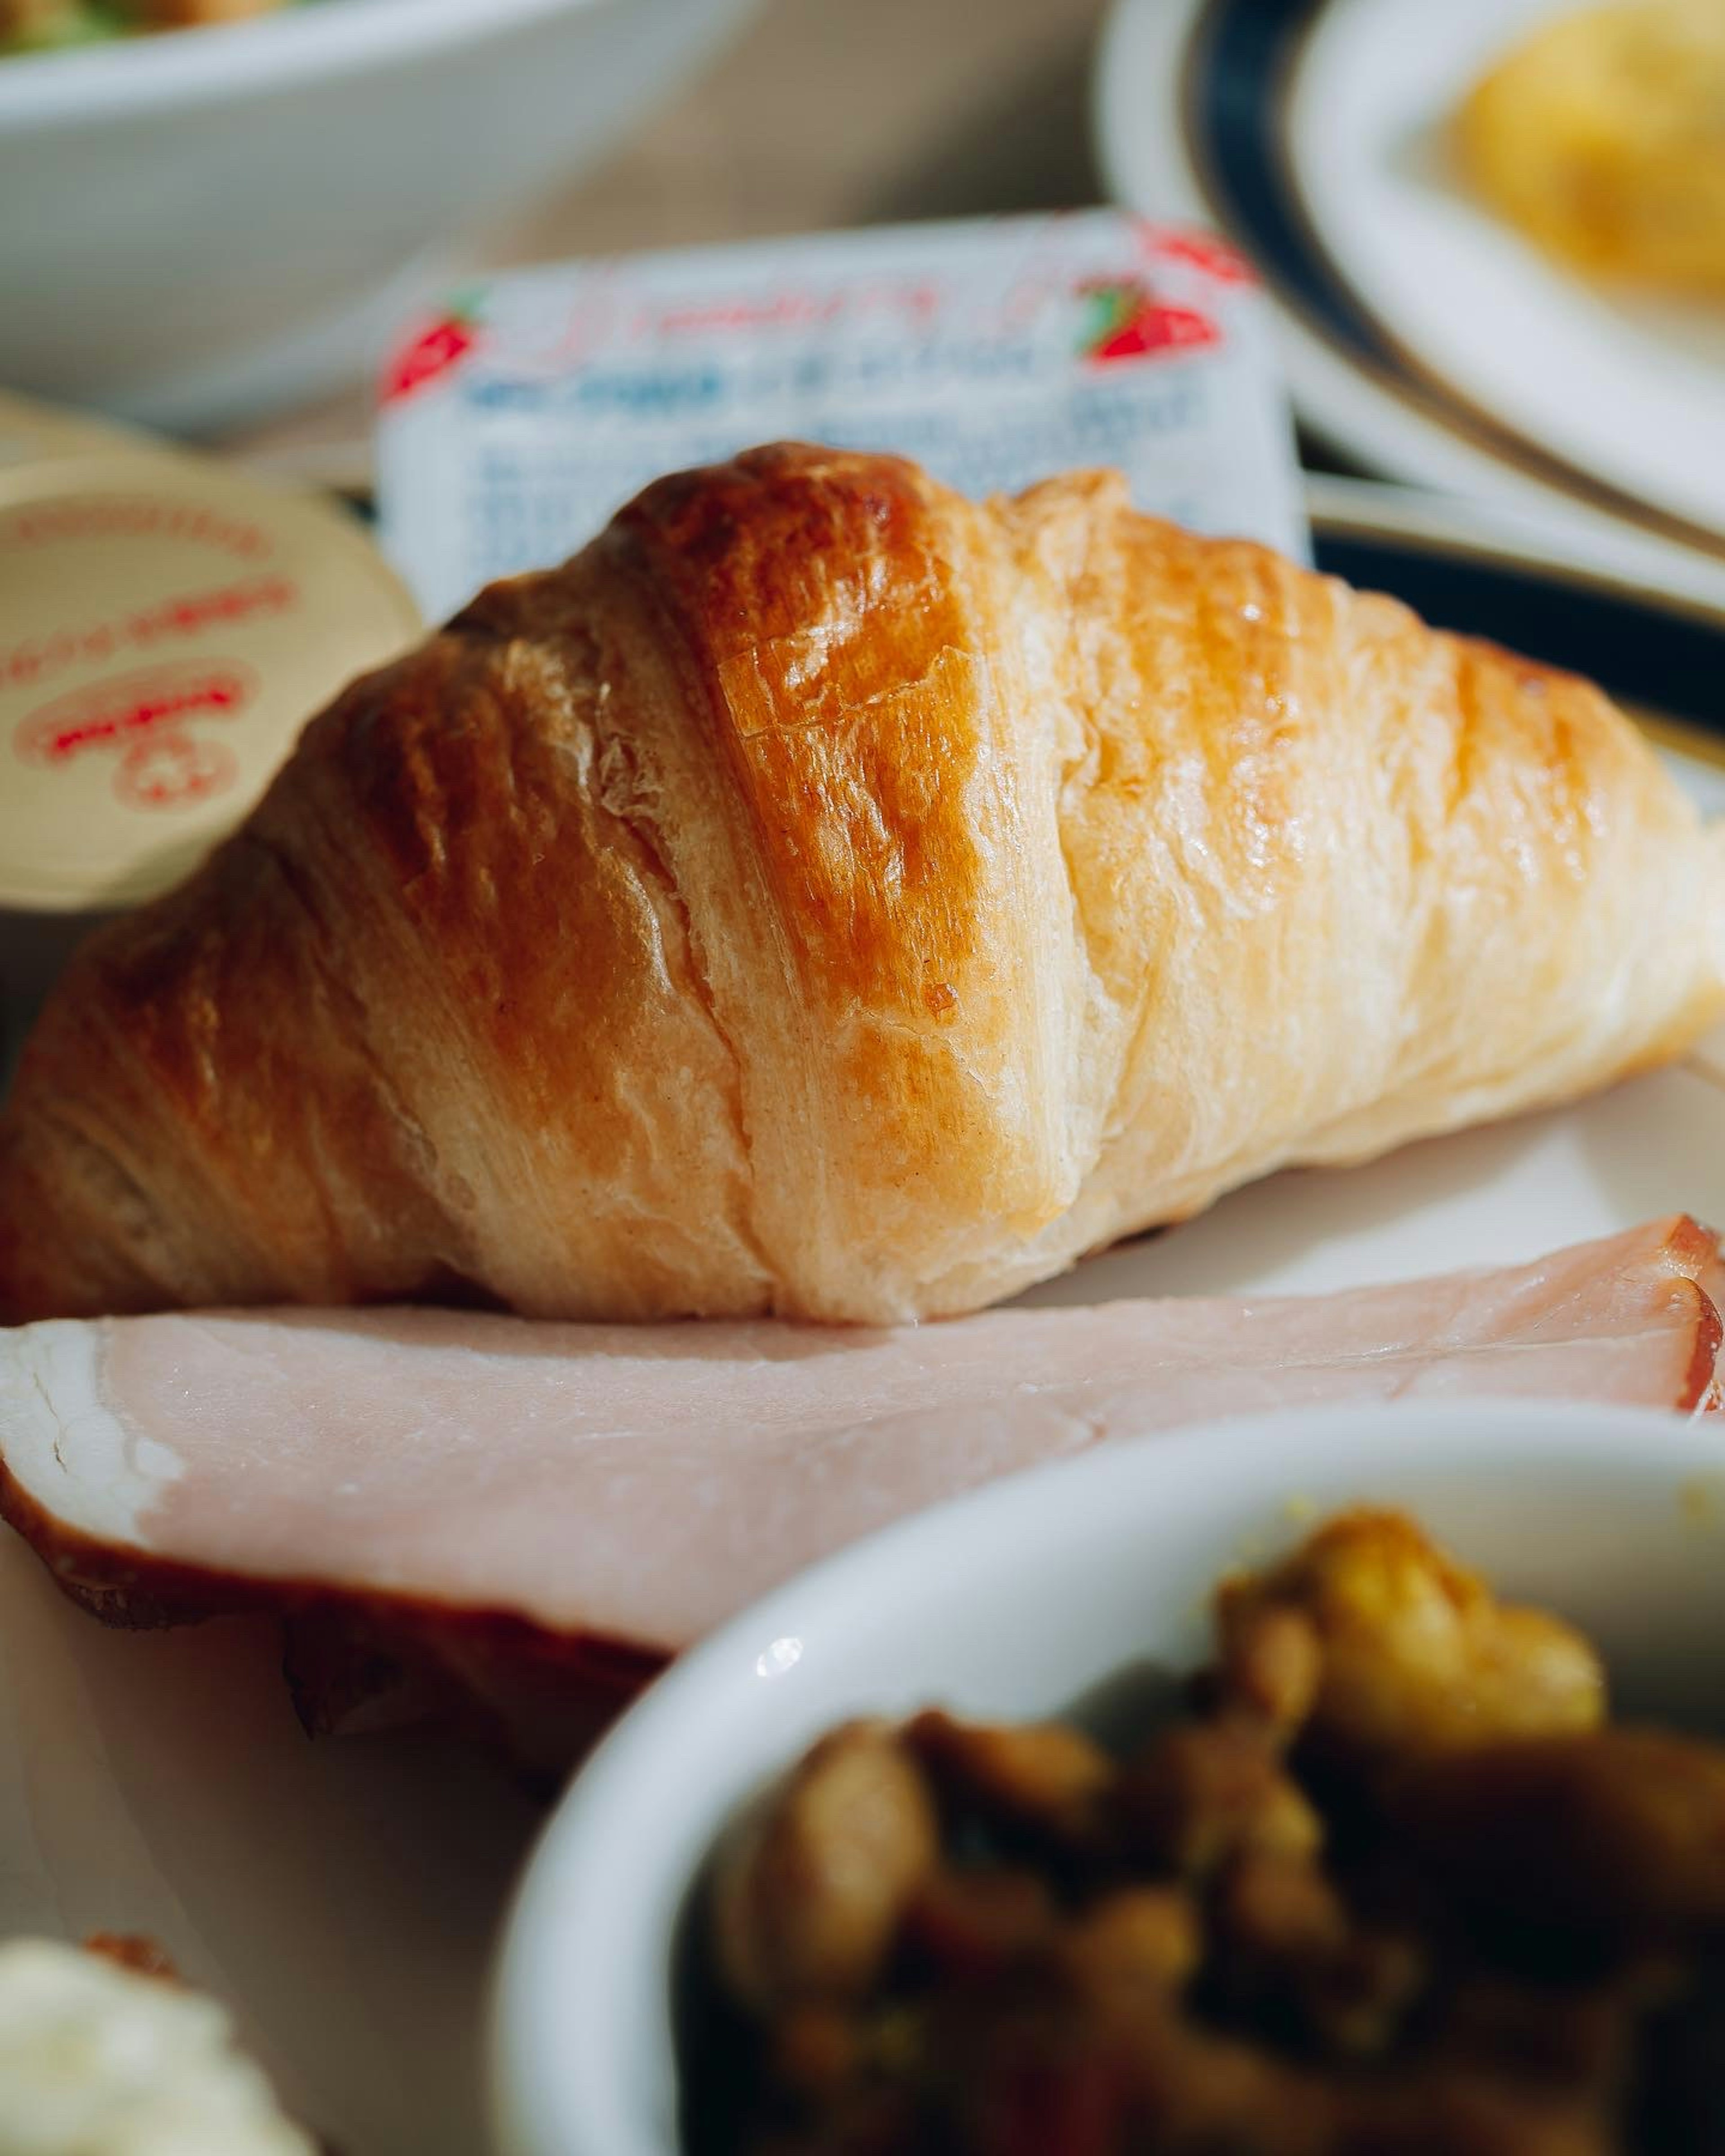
top-left (0, 1215), bottom-right (1718, 1764)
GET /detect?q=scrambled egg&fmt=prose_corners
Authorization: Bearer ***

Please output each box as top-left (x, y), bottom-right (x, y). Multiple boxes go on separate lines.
top-left (1456, 0), bottom-right (1725, 296)
top-left (0, 1941), bottom-right (312, 2156)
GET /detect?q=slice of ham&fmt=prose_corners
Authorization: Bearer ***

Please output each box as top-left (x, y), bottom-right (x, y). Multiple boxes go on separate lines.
top-left (0, 1216), bottom-right (1718, 1767)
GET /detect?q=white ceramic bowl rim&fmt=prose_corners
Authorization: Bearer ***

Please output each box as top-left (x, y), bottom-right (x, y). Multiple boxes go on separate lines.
top-left (0, 0), bottom-right (602, 131)
top-left (492, 1398), bottom-right (1725, 2156)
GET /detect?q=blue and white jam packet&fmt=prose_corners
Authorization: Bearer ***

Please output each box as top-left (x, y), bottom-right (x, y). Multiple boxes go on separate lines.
top-left (375, 211), bottom-right (1306, 623)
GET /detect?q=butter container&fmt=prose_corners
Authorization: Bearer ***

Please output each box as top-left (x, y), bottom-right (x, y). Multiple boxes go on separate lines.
top-left (374, 211), bottom-right (1307, 622)
top-left (0, 392), bottom-right (420, 1048)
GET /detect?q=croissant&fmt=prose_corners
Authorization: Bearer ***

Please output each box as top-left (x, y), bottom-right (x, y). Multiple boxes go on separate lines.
top-left (0, 444), bottom-right (1719, 1326)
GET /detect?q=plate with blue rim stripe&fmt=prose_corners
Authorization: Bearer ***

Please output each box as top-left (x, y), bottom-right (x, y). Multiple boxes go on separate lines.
top-left (1095, 0), bottom-right (1725, 608)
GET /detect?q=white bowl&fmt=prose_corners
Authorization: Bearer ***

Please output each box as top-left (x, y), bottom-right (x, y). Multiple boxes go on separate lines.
top-left (491, 1397), bottom-right (1725, 2156)
top-left (0, 0), bottom-right (758, 431)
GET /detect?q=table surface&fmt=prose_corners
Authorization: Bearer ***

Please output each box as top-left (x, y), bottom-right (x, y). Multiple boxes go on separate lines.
top-left (225, 0), bottom-right (1113, 478)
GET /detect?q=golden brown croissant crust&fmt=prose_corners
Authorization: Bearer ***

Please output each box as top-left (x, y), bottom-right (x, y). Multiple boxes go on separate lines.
top-left (1, 444), bottom-right (1720, 1325)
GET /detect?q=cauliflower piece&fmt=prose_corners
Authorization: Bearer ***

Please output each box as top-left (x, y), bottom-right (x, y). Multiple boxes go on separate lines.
top-left (1216, 1510), bottom-right (1605, 1766)
top-left (0, 1939), bottom-right (312, 2156)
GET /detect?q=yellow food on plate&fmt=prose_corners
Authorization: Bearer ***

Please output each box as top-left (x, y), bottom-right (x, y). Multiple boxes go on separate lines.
top-left (1456, 0), bottom-right (1725, 296)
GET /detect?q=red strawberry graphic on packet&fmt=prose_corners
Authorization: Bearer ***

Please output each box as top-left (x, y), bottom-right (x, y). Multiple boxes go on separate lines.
top-left (380, 296), bottom-right (484, 405)
top-left (1079, 278), bottom-right (1221, 365)
top-left (1148, 230), bottom-right (1255, 285)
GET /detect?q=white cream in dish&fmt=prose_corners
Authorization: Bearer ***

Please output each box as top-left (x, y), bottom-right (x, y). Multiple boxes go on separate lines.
top-left (0, 1940), bottom-right (312, 2155)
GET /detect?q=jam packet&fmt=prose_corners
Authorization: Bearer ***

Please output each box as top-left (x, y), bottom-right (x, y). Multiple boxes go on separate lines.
top-left (375, 212), bottom-right (1305, 622)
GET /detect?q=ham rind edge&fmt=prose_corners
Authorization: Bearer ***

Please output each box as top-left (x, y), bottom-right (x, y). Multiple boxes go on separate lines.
top-left (0, 1215), bottom-right (1718, 1769)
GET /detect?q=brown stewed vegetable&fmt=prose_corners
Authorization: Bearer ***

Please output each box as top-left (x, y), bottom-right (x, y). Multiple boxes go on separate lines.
top-left (686, 1508), bottom-right (1725, 2154)
top-left (712, 1721), bottom-right (941, 2016)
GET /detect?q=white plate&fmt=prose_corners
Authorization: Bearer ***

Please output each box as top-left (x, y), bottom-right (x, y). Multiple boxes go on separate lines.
top-left (1096, 0), bottom-right (1725, 606)
top-left (1288, 0), bottom-right (1725, 546)
top-left (0, 479), bottom-right (1721, 2153)
top-left (0, 1537), bottom-right (540, 2154)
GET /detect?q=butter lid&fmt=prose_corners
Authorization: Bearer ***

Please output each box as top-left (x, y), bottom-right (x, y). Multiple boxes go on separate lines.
top-left (0, 447), bottom-right (421, 914)
top-left (0, 386), bottom-right (170, 475)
